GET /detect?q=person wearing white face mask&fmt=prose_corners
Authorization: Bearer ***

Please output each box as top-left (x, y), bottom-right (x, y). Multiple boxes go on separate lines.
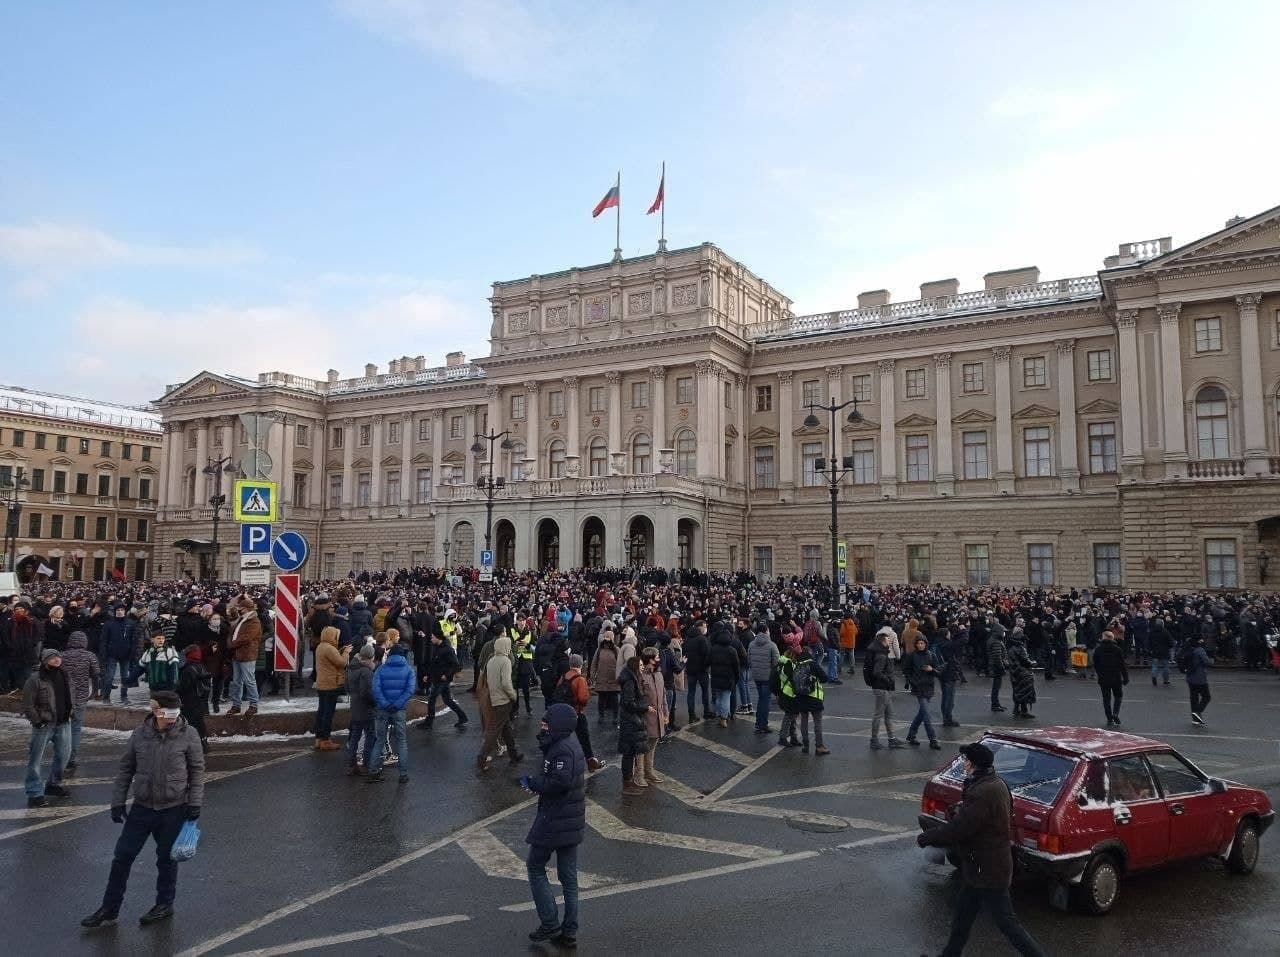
top-left (81, 691), bottom-right (205, 930)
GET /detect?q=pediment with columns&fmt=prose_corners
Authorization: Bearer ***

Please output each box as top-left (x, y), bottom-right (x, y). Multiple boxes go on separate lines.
top-left (1077, 398), bottom-right (1120, 415)
top-left (748, 426), bottom-right (779, 440)
top-left (411, 451), bottom-right (434, 464)
top-left (1013, 403), bottom-right (1058, 420)
top-left (842, 416), bottom-right (879, 432)
top-left (894, 412), bottom-right (936, 428)
top-left (293, 458), bottom-right (313, 471)
top-left (380, 454), bottom-right (401, 467)
top-left (351, 457), bottom-right (372, 469)
top-left (160, 371), bottom-right (255, 404)
top-left (1143, 205), bottom-right (1280, 269)
top-left (441, 450), bottom-right (465, 464)
top-left (952, 408), bottom-right (996, 424)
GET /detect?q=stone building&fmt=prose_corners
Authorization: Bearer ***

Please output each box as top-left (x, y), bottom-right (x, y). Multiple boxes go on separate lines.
top-left (0, 385), bottom-right (161, 583)
top-left (154, 204), bottom-right (1280, 591)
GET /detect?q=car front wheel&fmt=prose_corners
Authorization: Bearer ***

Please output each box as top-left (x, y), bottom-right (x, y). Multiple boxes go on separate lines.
top-left (1073, 853), bottom-right (1121, 915)
top-left (1226, 819), bottom-right (1260, 875)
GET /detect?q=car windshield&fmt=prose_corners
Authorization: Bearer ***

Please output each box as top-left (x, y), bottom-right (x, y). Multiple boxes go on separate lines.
top-left (941, 740), bottom-right (1076, 806)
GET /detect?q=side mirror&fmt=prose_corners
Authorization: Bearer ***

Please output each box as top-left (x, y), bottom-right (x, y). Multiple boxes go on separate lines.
top-left (1208, 778), bottom-right (1227, 794)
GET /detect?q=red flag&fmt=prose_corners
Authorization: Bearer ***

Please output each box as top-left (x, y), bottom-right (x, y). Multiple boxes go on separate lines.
top-left (592, 183), bottom-right (620, 218)
top-left (646, 171), bottom-right (664, 215)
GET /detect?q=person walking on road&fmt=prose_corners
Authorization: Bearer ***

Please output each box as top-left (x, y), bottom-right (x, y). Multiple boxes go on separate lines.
top-left (522, 702), bottom-right (586, 949)
top-left (81, 690), bottom-right (205, 929)
top-left (1183, 635), bottom-right (1213, 725)
top-left (934, 627), bottom-right (962, 727)
top-left (366, 644), bottom-right (415, 783)
top-left (903, 636), bottom-right (942, 750)
top-left (422, 632), bottom-right (468, 729)
top-left (1093, 630), bottom-right (1129, 727)
top-left (478, 635), bottom-right (522, 773)
top-left (748, 624), bottom-right (778, 735)
top-left (1006, 631), bottom-right (1037, 720)
top-left (345, 644), bottom-right (377, 774)
top-left (225, 598), bottom-right (262, 717)
top-left (1149, 616), bottom-right (1173, 687)
top-left (917, 742), bottom-right (1047, 957)
top-left (618, 655), bottom-right (652, 795)
top-left (312, 626), bottom-right (350, 750)
top-left (58, 630), bottom-right (101, 776)
top-left (986, 622), bottom-right (1008, 713)
top-left (23, 648), bottom-right (73, 808)
top-left (682, 621), bottom-right (712, 722)
top-left (864, 628), bottom-right (903, 750)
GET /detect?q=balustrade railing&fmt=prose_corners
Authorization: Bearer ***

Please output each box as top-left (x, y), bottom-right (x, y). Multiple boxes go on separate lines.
top-left (1187, 459), bottom-right (1246, 479)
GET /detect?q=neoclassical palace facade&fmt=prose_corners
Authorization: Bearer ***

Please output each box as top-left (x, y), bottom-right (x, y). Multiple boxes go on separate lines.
top-left (154, 205), bottom-right (1280, 590)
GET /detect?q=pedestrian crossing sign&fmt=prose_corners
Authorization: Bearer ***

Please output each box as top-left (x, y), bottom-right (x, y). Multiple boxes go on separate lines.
top-left (233, 479), bottom-right (278, 523)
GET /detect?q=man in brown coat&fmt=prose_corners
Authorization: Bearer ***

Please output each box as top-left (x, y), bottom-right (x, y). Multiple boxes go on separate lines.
top-left (917, 742), bottom-right (1046, 956)
top-left (225, 598), bottom-right (263, 717)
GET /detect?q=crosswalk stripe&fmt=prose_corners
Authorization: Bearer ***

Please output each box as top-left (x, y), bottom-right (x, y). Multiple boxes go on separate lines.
top-left (0, 803), bottom-right (111, 821)
top-left (220, 915), bottom-right (470, 957)
top-left (456, 827), bottom-right (611, 888)
top-left (586, 800), bottom-right (780, 859)
top-left (666, 730), bottom-right (755, 767)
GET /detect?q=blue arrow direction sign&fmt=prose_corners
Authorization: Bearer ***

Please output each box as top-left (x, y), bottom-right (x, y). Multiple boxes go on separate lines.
top-left (271, 530), bottom-right (310, 572)
top-left (240, 523), bottom-right (271, 555)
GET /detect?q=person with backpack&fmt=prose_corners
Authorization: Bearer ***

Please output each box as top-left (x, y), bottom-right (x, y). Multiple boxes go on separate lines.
top-left (1183, 635), bottom-right (1213, 725)
top-left (421, 632), bottom-right (468, 730)
top-left (1092, 630), bottom-right (1129, 727)
top-left (176, 645), bottom-right (211, 753)
top-left (864, 627), bottom-right (903, 750)
top-left (903, 635), bottom-right (942, 750)
top-left (553, 654), bottom-right (604, 772)
top-left (776, 633), bottom-right (827, 754)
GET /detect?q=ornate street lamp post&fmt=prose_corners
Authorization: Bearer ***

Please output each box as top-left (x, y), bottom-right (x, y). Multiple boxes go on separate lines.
top-left (2, 467), bottom-right (31, 574)
top-left (470, 428), bottom-right (514, 554)
top-left (202, 456), bottom-right (238, 582)
top-left (803, 395), bottom-right (863, 612)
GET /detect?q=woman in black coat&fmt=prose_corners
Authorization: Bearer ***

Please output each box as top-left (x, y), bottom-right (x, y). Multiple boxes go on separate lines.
top-left (617, 656), bottom-right (651, 794)
top-left (1006, 634), bottom-right (1037, 719)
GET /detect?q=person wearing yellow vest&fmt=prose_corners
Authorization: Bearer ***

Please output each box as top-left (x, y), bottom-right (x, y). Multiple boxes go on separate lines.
top-left (512, 625), bottom-right (536, 716)
top-left (774, 633), bottom-right (828, 755)
top-left (440, 610), bottom-right (459, 651)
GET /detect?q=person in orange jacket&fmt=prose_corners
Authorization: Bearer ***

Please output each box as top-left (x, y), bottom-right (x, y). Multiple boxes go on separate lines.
top-left (553, 654), bottom-right (604, 772)
top-left (839, 615), bottom-right (859, 675)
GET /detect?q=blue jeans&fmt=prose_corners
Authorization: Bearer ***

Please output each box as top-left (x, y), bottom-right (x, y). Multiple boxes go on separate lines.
top-left (102, 657), bottom-right (132, 701)
top-left (229, 660), bottom-right (259, 706)
top-left (101, 803), bottom-right (187, 913)
top-left (737, 669), bottom-right (751, 709)
top-left (527, 843), bottom-right (579, 935)
top-left (369, 708), bottom-right (408, 775)
top-left (346, 719), bottom-right (375, 767)
top-left (825, 648), bottom-right (840, 682)
top-left (1151, 657), bottom-right (1170, 684)
top-left (26, 721), bottom-right (71, 798)
top-left (907, 694), bottom-right (936, 743)
top-left (755, 679), bottom-right (771, 730)
top-left (52, 706), bottom-right (86, 784)
top-left (940, 681), bottom-right (956, 724)
top-left (712, 689), bottom-right (732, 719)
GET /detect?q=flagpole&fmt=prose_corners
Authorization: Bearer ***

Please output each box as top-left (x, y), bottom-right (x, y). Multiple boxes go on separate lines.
top-left (614, 170), bottom-right (622, 262)
top-left (658, 161), bottom-right (667, 252)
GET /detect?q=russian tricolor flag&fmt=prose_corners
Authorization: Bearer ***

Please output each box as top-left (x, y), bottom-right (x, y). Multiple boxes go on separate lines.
top-left (592, 181), bottom-right (620, 218)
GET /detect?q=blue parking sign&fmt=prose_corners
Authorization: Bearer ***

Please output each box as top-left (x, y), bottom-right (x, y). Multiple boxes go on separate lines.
top-left (240, 523), bottom-right (271, 555)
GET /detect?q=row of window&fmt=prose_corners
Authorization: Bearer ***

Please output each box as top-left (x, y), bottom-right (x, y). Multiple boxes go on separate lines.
top-left (1, 430), bottom-right (153, 459)
top-left (752, 539), bottom-right (1239, 589)
top-left (20, 513), bottom-right (149, 543)
top-left (0, 465), bottom-right (153, 500)
top-left (32, 555), bottom-right (148, 583)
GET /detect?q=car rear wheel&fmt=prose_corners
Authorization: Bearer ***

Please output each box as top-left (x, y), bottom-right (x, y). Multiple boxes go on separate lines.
top-left (1073, 853), bottom-right (1120, 915)
top-left (1226, 819), bottom-right (1260, 875)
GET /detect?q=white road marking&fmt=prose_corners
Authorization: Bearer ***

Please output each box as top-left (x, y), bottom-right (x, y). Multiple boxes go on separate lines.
top-left (666, 728), bottom-right (756, 766)
top-left (586, 800), bottom-right (780, 859)
top-left (836, 830), bottom-right (918, 850)
top-left (456, 827), bottom-right (611, 888)
top-left (220, 914), bottom-right (470, 957)
top-left (0, 776), bottom-right (114, 790)
top-left (701, 745), bottom-right (782, 804)
top-left (0, 803), bottom-right (110, 820)
top-left (654, 777), bottom-right (903, 832)
top-left (499, 849), bottom-right (821, 913)
top-left (720, 770), bottom-right (934, 805)
top-left (0, 805), bottom-right (104, 840)
top-left (178, 796), bottom-right (537, 957)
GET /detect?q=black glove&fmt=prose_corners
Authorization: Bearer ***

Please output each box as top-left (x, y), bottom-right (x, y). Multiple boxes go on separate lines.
top-left (186, 806), bottom-right (201, 821)
top-left (111, 805), bottom-right (126, 824)
top-left (916, 833), bottom-right (929, 848)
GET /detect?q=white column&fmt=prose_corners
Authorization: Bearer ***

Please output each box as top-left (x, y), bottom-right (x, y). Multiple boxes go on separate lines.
top-left (431, 409), bottom-right (445, 491)
top-left (370, 415), bottom-right (384, 505)
top-left (992, 347), bottom-right (1015, 492)
top-left (160, 425), bottom-right (175, 512)
top-left (281, 415), bottom-right (297, 506)
top-left (1116, 310), bottom-right (1143, 474)
top-left (877, 360), bottom-right (896, 495)
top-left (218, 420), bottom-right (233, 467)
top-left (736, 372), bottom-right (748, 485)
top-left (310, 420), bottom-right (324, 511)
top-left (606, 371), bottom-right (622, 458)
top-left (524, 382), bottom-right (540, 479)
top-left (1154, 303), bottom-right (1187, 479)
top-left (194, 420), bottom-right (209, 503)
top-left (934, 353), bottom-right (954, 493)
top-left (267, 414), bottom-right (285, 486)
top-left (461, 408), bottom-right (475, 485)
top-left (826, 364), bottom-right (843, 409)
top-left (695, 361), bottom-right (717, 477)
top-left (1237, 294), bottom-right (1268, 467)
top-left (649, 366), bottom-right (666, 452)
top-left (778, 370), bottom-right (795, 487)
top-left (1055, 339), bottom-right (1080, 490)
top-left (342, 418), bottom-right (355, 507)
top-left (400, 413), bottom-right (413, 509)
top-left (564, 377), bottom-right (580, 477)
top-left (485, 386), bottom-right (501, 446)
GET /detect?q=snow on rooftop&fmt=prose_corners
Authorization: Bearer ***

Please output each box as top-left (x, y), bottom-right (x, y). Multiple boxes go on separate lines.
top-left (0, 384), bottom-right (161, 432)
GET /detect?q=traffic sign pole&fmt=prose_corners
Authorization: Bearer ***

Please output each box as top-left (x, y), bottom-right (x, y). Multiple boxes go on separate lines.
top-left (274, 573), bottom-right (301, 698)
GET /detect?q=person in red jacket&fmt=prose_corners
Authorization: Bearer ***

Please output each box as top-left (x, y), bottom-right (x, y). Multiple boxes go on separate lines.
top-left (554, 655), bottom-right (604, 772)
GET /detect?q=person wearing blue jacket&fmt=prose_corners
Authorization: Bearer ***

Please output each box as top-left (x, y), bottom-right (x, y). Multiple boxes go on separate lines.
top-left (522, 703), bottom-right (586, 949)
top-left (366, 644), bottom-right (415, 783)
top-left (100, 605), bottom-right (141, 704)
top-left (1184, 635), bottom-right (1213, 725)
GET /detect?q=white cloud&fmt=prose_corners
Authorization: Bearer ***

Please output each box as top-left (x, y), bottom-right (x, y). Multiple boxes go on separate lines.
top-left (988, 86), bottom-right (1121, 133)
top-left (67, 289), bottom-right (488, 404)
top-left (334, 0), bottom-right (644, 93)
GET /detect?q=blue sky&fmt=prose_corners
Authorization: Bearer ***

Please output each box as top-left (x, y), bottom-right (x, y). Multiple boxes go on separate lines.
top-left (3, 0), bottom-right (1278, 404)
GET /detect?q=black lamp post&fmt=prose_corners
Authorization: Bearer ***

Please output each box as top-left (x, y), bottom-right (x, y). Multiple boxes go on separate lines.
top-left (1257, 546), bottom-right (1270, 585)
top-left (202, 455), bottom-right (238, 582)
top-left (2, 467), bottom-right (31, 574)
top-left (623, 534), bottom-right (632, 568)
top-left (803, 396), bottom-right (863, 612)
top-left (442, 538), bottom-right (451, 569)
top-left (471, 428), bottom-right (514, 553)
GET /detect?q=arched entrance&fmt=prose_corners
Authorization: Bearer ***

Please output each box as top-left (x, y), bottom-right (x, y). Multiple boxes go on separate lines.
top-left (450, 520), bottom-right (475, 567)
top-left (626, 516), bottom-right (654, 567)
top-left (582, 516), bottom-right (606, 568)
top-left (677, 518), bottom-right (701, 570)
top-left (536, 518), bottom-right (560, 570)
top-left (494, 519), bottom-right (516, 569)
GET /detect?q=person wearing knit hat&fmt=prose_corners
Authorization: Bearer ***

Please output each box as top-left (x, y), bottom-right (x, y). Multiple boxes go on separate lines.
top-left (22, 647), bottom-right (73, 808)
top-left (177, 645), bottom-right (212, 753)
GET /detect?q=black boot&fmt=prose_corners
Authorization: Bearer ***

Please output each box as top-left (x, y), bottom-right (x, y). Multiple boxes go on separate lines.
top-left (139, 904), bottom-right (173, 925)
top-left (81, 908), bottom-right (118, 928)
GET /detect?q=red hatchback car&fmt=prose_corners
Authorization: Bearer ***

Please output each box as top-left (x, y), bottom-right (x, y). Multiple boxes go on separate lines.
top-left (918, 726), bottom-right (1275, 914)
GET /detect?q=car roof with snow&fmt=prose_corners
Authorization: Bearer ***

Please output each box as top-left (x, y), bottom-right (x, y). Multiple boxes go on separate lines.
top-left (982, 726), bottom-right (1170, 760)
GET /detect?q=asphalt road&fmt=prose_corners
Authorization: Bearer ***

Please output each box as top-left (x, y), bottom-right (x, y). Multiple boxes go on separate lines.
top-left (3, 666), bottom-right (1278, 956)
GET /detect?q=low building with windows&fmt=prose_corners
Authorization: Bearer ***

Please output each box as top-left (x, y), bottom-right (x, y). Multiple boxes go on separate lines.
top-left (0, 385), bottom-right (161, 583)
top-left (154, 204), bottom-right (1280, 590)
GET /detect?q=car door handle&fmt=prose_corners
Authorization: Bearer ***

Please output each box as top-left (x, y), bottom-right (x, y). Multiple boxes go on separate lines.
top-left (1169, 803), bottom-right (1185, 816)
top-left (1113, 807), bottom-right (1132, 824)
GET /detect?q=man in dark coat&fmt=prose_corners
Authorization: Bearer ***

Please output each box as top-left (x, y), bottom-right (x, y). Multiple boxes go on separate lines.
top-left (1093, 630), bottom-right (1129, 726)
top-left (917, 742), bottom-right (1046, 956)
top-left (522, 703), bottom-right (586, 948)
top-left (682, 621), bottom-right (712, 722)
top-left (422, 633), bottom-right (468, 729)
